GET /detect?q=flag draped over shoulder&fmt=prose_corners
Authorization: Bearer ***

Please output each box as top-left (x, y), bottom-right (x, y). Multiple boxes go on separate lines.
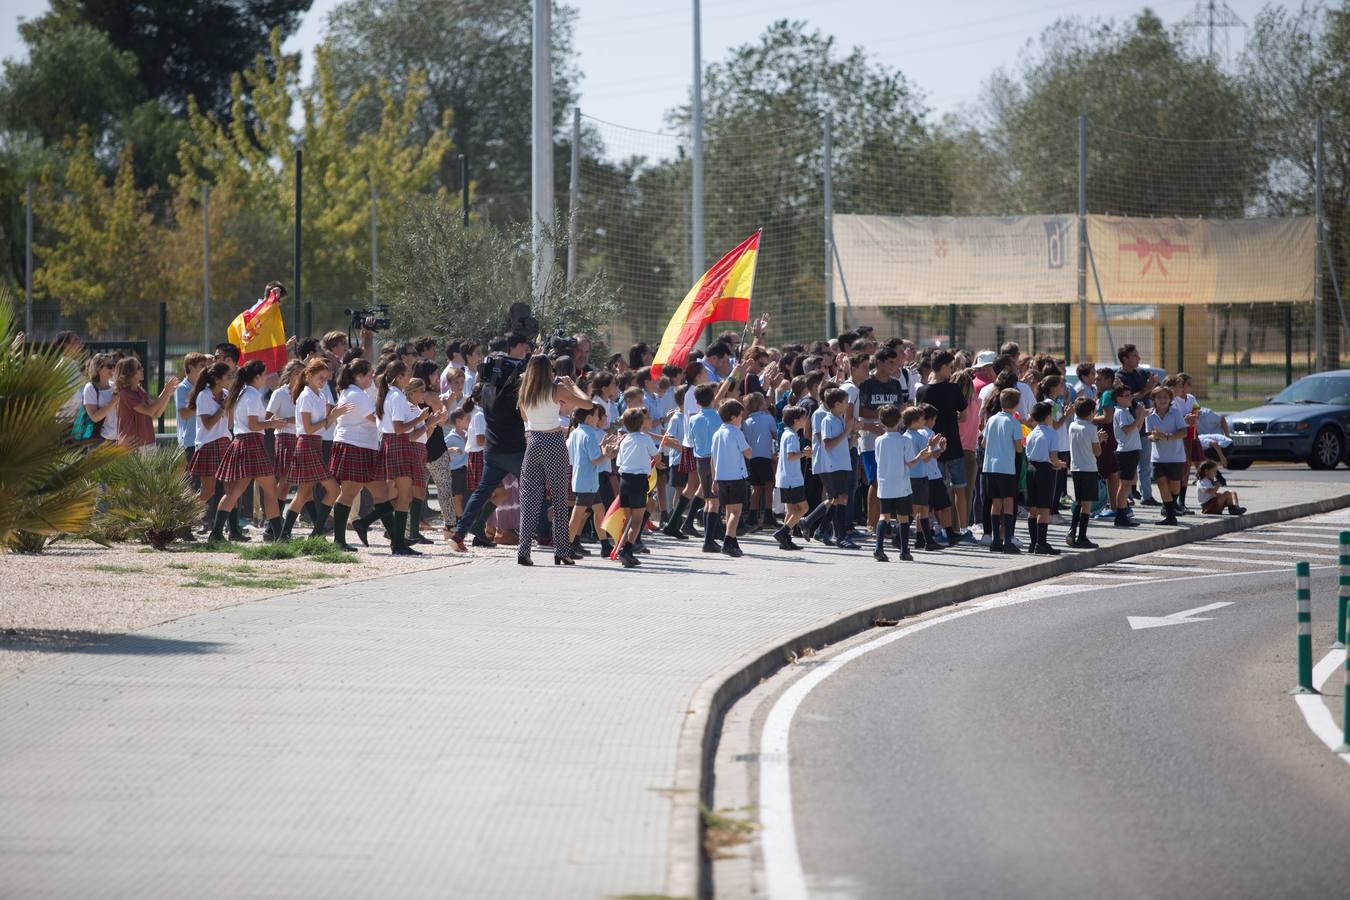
top-left (652, 231), bottom-right (761, 368)
top-left (227, 296), bottom-right (287, 373)
top-left (600, 464), bottom-right (661, 554)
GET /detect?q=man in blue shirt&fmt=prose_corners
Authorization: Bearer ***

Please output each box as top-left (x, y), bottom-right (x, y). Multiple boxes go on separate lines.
top-left (710, 399), bottom-right (752, 557)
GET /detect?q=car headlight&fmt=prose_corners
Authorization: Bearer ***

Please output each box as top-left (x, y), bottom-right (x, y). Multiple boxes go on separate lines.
top-left (1267, 421), bottom-right (1310, 433)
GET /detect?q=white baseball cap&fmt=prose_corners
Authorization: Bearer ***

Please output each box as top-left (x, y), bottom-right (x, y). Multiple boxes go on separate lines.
top-left (975, 350), bottom-right (998, 367)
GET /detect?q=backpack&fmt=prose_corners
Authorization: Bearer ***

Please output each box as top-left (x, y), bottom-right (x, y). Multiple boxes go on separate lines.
top-left (71, 406), bottom-right (98, 443)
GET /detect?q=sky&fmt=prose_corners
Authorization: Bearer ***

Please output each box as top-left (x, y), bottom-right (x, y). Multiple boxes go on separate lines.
top-left (1, 0), bottom-right (1279, 136)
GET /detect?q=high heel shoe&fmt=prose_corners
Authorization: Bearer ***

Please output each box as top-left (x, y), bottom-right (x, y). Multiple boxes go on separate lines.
top-left (553, 554), bottom-right (575, 566)
top-left (517, 555), bottom-right (533, 566)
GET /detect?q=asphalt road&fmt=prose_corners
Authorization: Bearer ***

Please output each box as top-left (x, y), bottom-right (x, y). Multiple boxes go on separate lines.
top-left (781, 516), bottom-right (1350, 900)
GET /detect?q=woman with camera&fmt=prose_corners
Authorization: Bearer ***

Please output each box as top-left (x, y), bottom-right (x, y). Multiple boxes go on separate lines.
top-left (515, 354), bottom-right (592, 566)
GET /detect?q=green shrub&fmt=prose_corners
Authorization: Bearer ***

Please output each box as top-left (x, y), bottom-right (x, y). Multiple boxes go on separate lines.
top-left (0, 291), bottom-right (127, 552)
top-left (95, 445), bottom-right (205, 549)
top-left (236, 536), bottom-right (358, 564)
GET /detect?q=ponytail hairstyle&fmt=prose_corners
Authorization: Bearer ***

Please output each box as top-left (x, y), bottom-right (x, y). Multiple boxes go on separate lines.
top-left (376, 360), bottom-right (408, 419)
top-left (86, 353), bottom-right (114, 385)
top-left (1035, 374), bottom-right (1062, 402)
top-left (225, 360), bottom-right (267, 414)
top-left (336, 358), bottom-right (372, 391)
top-left (292, 358), bottom-right (330, 401)
top-left (404, 377), bottom-right (427, 405)
top-left (411, 359), bottom-right (439, 389)
top-left (188, 362), bottom-right (232, 412)
top-left (277, 359), bottom-right (305, 402)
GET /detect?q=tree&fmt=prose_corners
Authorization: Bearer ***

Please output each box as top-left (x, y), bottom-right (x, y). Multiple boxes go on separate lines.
top-left (1242, 1), bottom-right (1350, 367)
top-left (323, 0), bottom-right (580, 199)
top-left (375, 197), bottom-right (621, 351)
top-left (984, 10), bottom-right (1261, 216)
top-left (176, 30), bottom-right (454, 325)
top-left (30, 131), bottom-right (173, 336)
top-left (19, 0), bottom-right (314, 120)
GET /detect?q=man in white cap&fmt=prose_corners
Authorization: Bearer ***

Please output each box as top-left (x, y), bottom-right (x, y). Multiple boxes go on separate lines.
top-left (973, 350), bottom-right (998, 396)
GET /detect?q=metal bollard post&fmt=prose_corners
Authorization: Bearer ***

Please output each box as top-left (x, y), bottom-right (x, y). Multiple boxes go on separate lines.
top-left (1292, 561), bottom-right (1319, 695)
top-left (1335, 532), bottom-right (1350, 649)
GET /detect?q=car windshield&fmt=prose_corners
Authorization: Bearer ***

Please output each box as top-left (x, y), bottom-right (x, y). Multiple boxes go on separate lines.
top-left (1270, 375), bottom-right (1350, 405)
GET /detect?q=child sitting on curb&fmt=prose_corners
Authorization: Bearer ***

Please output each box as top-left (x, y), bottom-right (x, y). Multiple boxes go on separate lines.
top-left (1196, 461), bottom-right (1246, 516)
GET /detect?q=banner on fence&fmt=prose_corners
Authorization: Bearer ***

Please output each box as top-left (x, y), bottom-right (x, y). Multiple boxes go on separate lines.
top-left (833, 213), bottom-right (1314, 308)
top-left (1085, 214), bottom-right (1315, 306)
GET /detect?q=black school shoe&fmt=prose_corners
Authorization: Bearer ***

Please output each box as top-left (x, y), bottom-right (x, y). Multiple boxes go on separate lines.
top-left (721, 539), bottom-right (743, 558)
top-left (899, 549), bottom-right (914, 561)
top-left (1032, 543), bottom-right (1061, 556)
top-left (472, 534), bottom-right (496, 548)
top-left (702, 539), bottom-right (722, 554)
top-left (1227, 505), bottom-right (1247, 516)
top-left (1071, 537), bottom-right (1099, 549)
top-left (620, 549), bottom-right (640, 568)
top-left (1001, 542), bottom-right (1022, 554)
top-left (873, 548), bottom-right (889, 562)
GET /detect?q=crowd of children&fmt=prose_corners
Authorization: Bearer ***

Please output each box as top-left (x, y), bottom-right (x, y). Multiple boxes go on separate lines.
top-left (65, 298), bottom-right (1251, 563)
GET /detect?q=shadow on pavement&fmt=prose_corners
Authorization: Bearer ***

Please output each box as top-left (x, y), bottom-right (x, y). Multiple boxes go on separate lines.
top-left (1, 629), bottom-right (230, 658)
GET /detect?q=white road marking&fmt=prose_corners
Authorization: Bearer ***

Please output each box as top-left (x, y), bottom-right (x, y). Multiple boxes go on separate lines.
top-left (1148, 552), bottom-right (1274, 566)
top-left (1101, 562), bottom-right (1218, 573)
top-left (1292, 648), bottom-right (1350, 766)
top-left (1127, 601), bottom-right (1233, 630)
top-left (1065, 572), bottom-right (1160, 581)
top-left (757, 560), bottom-right (1340, 898)
top-left (1198, 546), bottom-right (1337, 561)
top-left (1212, 536), bottom-right (1331, 546)
top-left (1256, 528), bottom-right (1349, 539)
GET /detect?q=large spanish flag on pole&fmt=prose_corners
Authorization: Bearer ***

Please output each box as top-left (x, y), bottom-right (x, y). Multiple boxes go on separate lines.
top-left (227, 295), bottom-right (287, 373)
top-left (652, 230), bottom-right (761, 368)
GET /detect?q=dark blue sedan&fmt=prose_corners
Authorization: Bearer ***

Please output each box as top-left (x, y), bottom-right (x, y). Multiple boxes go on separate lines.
top-left (1226, 371), bottom-right (1350, 470)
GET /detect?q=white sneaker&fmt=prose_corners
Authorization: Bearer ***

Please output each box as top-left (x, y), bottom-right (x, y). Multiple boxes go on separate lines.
top-left (979, 531), bottom-right (993, 546)
top-left (1049, 513), bottom-right (1067, 526)
top-left (1009, 536), bottom-right (1024, 548)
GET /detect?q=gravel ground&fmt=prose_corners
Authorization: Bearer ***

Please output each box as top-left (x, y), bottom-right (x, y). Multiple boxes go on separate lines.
top-left (0, 532), bottom-right (508, 679)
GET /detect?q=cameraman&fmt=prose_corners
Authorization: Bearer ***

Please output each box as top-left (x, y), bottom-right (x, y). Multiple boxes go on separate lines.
top-left (448, 332), bottom-right (535, 552)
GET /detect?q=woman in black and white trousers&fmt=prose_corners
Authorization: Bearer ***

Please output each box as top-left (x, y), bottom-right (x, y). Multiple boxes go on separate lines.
top-left (515, 355), bottom-right (592, 566)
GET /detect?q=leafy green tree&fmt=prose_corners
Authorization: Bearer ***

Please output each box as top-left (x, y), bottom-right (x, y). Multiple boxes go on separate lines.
top-left (177, 31), bottom-right (453, 324)
top-left (323, 0), bottom-right (580, 200)
top-left (375, 197), bottom-right (621, 350)
top-left (1242, 1), bottom-right (1350, 367)
top-left (983, 10), bottom-right (1260, 216)
top-left (19, 0), bottom-right (314, 119)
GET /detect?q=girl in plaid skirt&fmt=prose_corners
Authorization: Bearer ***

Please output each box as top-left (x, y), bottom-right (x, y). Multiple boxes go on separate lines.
top-left (403, 377), bottom-right (440, 546)
top-left (329, 359), bottom-right (393, 552)
top-left (268, 359), bottom-right (304, 501)
top-left (376, 362), bottom-right (439, 556)
top-left (208, 361), bottom-right (285, 542)
top-left (187, 362), bottom-right (233, 529)
top-left (280, 359), bottom-right (352, 540)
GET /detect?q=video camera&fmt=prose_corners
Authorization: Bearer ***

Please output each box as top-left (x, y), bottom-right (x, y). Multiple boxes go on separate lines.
top-left (547, 325), bottom-right (577, 357)
top-left (345, 304), bottom-right (391, 334)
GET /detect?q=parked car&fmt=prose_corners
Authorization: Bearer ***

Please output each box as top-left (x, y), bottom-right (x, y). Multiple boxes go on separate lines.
top-left (1225, 371), bottom-right (1350, 470)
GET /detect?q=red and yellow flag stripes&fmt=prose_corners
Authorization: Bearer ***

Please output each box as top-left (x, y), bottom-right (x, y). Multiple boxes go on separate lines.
top-left (652, 230), bottom-right (760, 368)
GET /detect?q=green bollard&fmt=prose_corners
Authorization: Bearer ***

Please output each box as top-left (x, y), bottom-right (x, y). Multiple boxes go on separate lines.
top-left (1292, 561), bottom-right (1319, 695)
top-left (1337, 648), bottom-right (1350, 754)
top-left (1335, 532), bottom-right (1350, 650)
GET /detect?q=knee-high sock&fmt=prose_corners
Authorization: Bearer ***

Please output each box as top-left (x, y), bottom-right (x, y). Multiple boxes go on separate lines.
top-left (833, 505), bottom-right (849, 540)
top-left (331, 502), bottom-right (351, 545)
top-left (1027, 516), bottom-right (1038, 544)
top-left (408, 498), bottom-right (424, 538)
top-left (874, 521), bottom-right (889, 553)
top-left (899, 522), bottom-right (911, 553)
top-left (802, 501), bottom-right (832, 534)
top-left (1003, 515), bottom-right (1016, 542)
top-left (989, 514), bottom-right (1001, 544)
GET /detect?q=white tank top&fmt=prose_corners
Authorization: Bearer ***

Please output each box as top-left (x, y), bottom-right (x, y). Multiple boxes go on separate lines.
top-left (522, 396), bottom-right (561, 431)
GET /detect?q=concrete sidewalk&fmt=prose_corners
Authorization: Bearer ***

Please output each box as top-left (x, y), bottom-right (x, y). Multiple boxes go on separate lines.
top-left (1, 472), bottom-right (1347, 899)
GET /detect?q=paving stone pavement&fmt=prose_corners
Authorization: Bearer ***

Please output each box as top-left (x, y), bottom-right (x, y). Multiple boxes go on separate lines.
top-left (1, 473), bottom-right (1347, 899)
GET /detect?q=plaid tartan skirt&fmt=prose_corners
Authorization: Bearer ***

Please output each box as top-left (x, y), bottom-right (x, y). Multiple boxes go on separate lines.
top-left (289, 434), bottom-right (329, 484)
top-left (189, 437), bottom-right (230, 479)
top-left (329, 441), bottom-right (381, 484)
top-left (466, 450), bottom-right (484, 492)
top-left (273, 432), bottom-right (298, 480)
top-left (677, 446), bottom-right (696, 474)
top-left (382, 432), bottom-right (420, 480)
top-left (410, 440), bottom-right (428, 488)
top-left (216, 432), bottom-right (273, 482)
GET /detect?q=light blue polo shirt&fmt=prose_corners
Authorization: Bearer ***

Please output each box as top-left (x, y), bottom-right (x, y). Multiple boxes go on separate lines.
top-left (816, 411), bottom-right (849, 473)
top-left (1024, 423), bottom-right (1055, 463)
top-left (875, 430), bottom-right (916, 500)
top-left (567, 425), bottom-right (603, 493)
top-left (711, 422), bottom-right (749, 481)
top-left (174, 379), bottom-right (196, 447)
top-left (1146, 406), bottom-right (1187, 463)
top-left (741, 411), bottom-right (776, 459)
top-left (1113, 406), bottom-right (1142, 452)
top-left (982, 411), bottom-right (1021, 474)
top-left (776, 431), bottom-right (805, 489)
top-left (917, 426), bottom-right (942, 480)
top-left (689, 407), bottom-right (720, 459)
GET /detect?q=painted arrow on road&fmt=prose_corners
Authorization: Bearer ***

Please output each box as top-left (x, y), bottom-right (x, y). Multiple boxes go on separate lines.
top-left (1128, 602), bottom-right (1234, 631)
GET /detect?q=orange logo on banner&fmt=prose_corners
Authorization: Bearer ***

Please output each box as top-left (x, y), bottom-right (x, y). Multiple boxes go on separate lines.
top-left (1118, 237), bottom-right (1190, 282)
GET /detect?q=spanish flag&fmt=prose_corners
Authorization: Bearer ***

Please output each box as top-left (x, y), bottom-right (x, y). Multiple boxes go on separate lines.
top-left (227, 295), bottom-right (287, 373)
top-left (600, 464), bottom-right (660, 555)
top-left (652, 230), bottom-right (761, 368)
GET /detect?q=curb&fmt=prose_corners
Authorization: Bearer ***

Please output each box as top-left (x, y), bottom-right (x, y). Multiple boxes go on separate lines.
top-left (663, 491), bottom-right (1350, 898)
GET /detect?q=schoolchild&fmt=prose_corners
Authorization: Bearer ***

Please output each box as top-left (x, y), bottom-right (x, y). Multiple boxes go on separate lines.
top-left (662, 384), bottom-right (693, 538)
top-left (615, 407), bottom-right (665, 567)
top-left (1023, 401), bottom-right (1065, 555)
top-left (376, 361), bottom-right (438, 555)
top-left (1110, 385), bottom-right (1146, 527)
top-left (919, 403), bottom-right (955, 547)
top-left (801, 388), bottom-right (857, 549)
top-left (567, 404), bottom-right (619, 560)
top-left (685, 382), bottom-right (723, 545)
top-left (440, 404), bottom-right (472, 538)
top-left (874, 404), bottom-right (936, 562)
top-left (1196, 460), bottom-right (1246, 516)
top-left (402, 377), bottom-right (439, 546)
top-left (772, 406), bottom-right (812, 551)
top-left (175, 352), bottom-right (210, 469)
top-left (210, 361), bottom-right (283, 542)
top-left (268, 359), bottom-right (304, 496)
top-left (1066, 396), bottom-right (1101, 548)
top-left (281, 358), bottom-right (350, 540)
top-left (740, 392), bottom-right (777, 531)
top-left (329, 359), bottom-right (393, 551)
top-left (981, 388), bottom-right (1025, 553)
top-left (710, 398), bottom-right (752, 558)
top-left (904, 406), bottom-right (945, 552)
top-left (1146, 386), bottom-right (1189, 526)
top-left (188, 362), bottom-right (237, 535)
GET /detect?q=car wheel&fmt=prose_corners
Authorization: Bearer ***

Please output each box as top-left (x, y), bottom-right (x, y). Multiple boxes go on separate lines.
top-left (1225, 459), bottom-right (1252, 471)
top-left (1308, 427), bottom-right (1343, 470)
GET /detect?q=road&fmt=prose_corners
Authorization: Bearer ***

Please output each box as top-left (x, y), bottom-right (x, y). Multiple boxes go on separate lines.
top-left (764, 512), bottom-right (1350, 900)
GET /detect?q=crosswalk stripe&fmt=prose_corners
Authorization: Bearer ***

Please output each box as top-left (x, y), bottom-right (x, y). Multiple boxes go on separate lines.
top-left (1201, 545), bottom-right (1337, 560)
top-left (1102, 561), bottom-right (1219, 573)
top-left (1144, 551), bottom-right (1285, 566)
top-left (1062, 571), bottom-right (1158, 580)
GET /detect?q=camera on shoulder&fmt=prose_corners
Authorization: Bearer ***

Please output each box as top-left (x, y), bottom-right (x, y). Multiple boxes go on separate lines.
top-left (344, 304), bottom-right (391, 334)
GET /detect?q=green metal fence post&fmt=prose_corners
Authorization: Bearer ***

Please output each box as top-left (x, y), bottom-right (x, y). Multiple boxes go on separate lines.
top-left (304, 301), bottom-right (313, 340)
top-left (1292, 561), bottom-right (1319, 694)
top-left (157, 302), bottom-right (167, 435)
top-left (1335, 532), bottom-right (1350, 650)
top-left (1284, 304), bottom-right (1293, 386)
top-left (1176, 306), bottom-right (1184, 375)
